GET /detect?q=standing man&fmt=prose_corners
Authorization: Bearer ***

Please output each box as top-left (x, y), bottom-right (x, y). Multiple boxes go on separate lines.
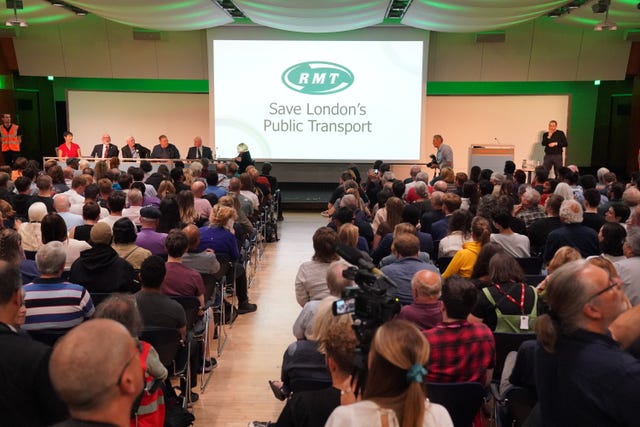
top-left (1, 113), bottom-right (22, 166)
top-left (151, 134), bottom-right (180, 159)
top-left (541, 119), bottom-right (567, 177)
top-left (186, 136), bottom-right (213, 160)
top-left (121, 136), bottom-right (150, 159)
top-left (89, 133), bottom-right (120, 158)
top-left (429, 134), bottom-right (453, 184)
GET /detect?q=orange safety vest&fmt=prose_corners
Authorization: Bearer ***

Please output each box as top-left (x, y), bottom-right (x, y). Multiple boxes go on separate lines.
top-left (131, 341), bottom-right (166, 427)
top-left (0, 124), bottom-right (20, 152)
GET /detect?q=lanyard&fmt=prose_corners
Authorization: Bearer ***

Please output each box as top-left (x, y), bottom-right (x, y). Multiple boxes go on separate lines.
top-left (494, 282), bottom-right (526, 314)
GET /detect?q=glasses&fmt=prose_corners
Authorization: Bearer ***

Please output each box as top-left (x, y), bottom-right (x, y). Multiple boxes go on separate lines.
top-left (588, 278), bottom-right (622, 301)
top-left (116, 339), bottom-right (143, 386)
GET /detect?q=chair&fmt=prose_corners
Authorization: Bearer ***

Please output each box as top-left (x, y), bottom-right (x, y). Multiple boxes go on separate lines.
top-left (491, 384), bottom-right (538, 427)
top-left (437, 256), bottom-right (453, 273)
top-left (27, 329), bottom-right (68, 347)
top-left (211, 259), bottom-right (231, 357)
top-left (140, 326), bottom-right (191, 409)
top-left (515, 257), bottom-right (543, 275)
top-left (524, 274), bottom-right (546, 286)
top-left (168, 295), bottom-right (200, 331)
top-left (492, 333), bottom-right (536, 382)
top-left (426, 382), bottom-right (486, 427)
top-left (89, 292), bottom-right (113, 307)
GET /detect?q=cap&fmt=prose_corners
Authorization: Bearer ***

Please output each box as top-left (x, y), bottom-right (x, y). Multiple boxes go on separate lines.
top-left (140, 206), bottom-right (161, 220)
top-left (90, 222), bottom-right (113, 245)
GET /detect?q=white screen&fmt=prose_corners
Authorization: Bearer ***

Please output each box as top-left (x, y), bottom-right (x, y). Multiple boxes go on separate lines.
top-left (213, 39), bottom-right (424, 162)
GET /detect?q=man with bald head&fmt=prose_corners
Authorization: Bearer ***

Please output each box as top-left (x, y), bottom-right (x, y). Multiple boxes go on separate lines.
top-left (398, 269), bottom-right (443, 330)
top-left (0, 260), bottom-right (68, 425)
top-left (191, 180), bottom-right (212, 221)
top-left (49, 318), bottom-right (145, 427)
top-left (187, 136), bottom-right (213, 160)
top-left (90, 133), bottom-right (119, 159)
top-left (54, 194), bottom-right (85, 231)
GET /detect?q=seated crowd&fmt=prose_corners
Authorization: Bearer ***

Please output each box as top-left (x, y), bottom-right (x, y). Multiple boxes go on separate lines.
top-left (0, 154), bottom-right (281, 426)
top-left (252, 161), bottom-right (640, 426)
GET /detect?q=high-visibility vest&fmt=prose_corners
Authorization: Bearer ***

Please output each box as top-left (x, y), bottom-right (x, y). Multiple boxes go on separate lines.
top-left (131, 341), bottom-right (166, 427)
top-left (0, 124), bottom-right (20, 152)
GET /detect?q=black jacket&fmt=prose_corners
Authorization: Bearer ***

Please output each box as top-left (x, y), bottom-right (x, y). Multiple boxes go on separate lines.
top-left (69, 244), bottom-right (137, 293)
top-left (121, 144), bottom-right (151, 159)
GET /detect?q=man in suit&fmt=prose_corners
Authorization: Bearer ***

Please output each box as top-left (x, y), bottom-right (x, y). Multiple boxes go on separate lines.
top-left (151, 134), bottom-right (180, 159)
top-left (0, 260), bottom-right (68, 425)
top-left (121, 135), bottom-right (150, 159)
top-left (89, 133), bottom-right (120, 158)
top-left (186, 136), bottom-right (213, 160)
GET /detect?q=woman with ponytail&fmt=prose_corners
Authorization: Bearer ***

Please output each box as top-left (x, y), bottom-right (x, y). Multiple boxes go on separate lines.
top-left (442, 216), bottom-right (490, 279)
top-left (326, 319), bottom-right (453, 427)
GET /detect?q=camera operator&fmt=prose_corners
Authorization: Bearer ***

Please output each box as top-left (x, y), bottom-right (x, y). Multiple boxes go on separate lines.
top-left (428, 134), bottom-right (453, 185)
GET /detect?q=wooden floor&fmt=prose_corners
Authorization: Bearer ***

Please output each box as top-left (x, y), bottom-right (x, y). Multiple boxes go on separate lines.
top-left (192, 212), bottom-right (327, 426)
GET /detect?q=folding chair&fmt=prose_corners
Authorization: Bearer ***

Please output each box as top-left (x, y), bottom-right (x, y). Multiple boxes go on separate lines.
top-left (139, 326), bottom-right (191, 409)
top-left (515, 257), bottom-right (543, 275)
top-left (491, 384), bottom-right (537, 427)
top-left (492, 332), bottom-right (536, 382)
top-left (426, 382), bottom-right (486, 427)
top-left (211, 259), bottom-right (231, 356)
top-left (89, 292), bottom-right (113, 307)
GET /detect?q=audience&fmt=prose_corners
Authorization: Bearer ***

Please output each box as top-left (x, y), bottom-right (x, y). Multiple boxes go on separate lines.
top-left (543, 199), bottom-right (599, 262)
top-left (442, 216), bottom-right (490, 278)
top-left (112, 217), bottom-right (151, 270)
top-left (535, 260), bottom-right (639, 425)
top-left (136, 206), bottom-right (168, 256)
top-left (0, 260), bottom-right (68, 425)
top-left (397, 269), bottom-right (443, 330)
top-left (294, 227), bottom-right (340, 307)
top-left (489, 208), bottom-right (530, 257)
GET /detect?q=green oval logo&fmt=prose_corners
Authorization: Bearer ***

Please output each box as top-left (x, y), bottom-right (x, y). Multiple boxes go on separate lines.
top-left (282, 61), bottom-right (354, 95)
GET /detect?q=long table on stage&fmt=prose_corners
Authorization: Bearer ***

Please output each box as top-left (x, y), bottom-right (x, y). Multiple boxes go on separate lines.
top-left (43, 157), bottom-right (227, 172)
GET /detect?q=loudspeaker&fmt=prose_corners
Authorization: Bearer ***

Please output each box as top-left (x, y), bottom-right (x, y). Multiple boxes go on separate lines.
top-left (133, 30), bottom-right (161, 41)
top-left (475, 31), bottom-right (506, 43)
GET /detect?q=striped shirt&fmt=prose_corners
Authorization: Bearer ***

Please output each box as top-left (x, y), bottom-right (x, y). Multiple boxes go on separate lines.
top-left (23, 278), bottom-right (95, 331)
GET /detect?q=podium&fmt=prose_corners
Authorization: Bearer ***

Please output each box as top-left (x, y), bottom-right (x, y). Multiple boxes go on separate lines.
top-left (468, 145), bottom-right (515, 174)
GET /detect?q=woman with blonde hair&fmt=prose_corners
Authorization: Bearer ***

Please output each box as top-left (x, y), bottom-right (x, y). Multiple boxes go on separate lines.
top-left (157, 180), bottom-right (176, 200)
top-left (199, 205), bottom-right (256, 314)
top-left (537, 246), bottom-right (581, 293)
top-left (18, 202), bottom-right (47, 253)
top-left (176, 190), bottom-right (199, 226)
top-left (442, 216), bottom-right (490, 279)
top-left (326, 319), bottom-right (452, 427)
top-left (235, 142), bottom-right (255, 174)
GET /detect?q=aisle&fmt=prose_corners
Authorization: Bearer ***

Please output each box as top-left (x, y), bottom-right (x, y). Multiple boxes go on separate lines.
top-left (193, 212), bottom-right (327, 426)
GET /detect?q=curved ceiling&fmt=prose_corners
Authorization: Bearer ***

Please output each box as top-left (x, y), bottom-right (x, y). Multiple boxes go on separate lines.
top-left (1, 0), bottom-right (639, 33)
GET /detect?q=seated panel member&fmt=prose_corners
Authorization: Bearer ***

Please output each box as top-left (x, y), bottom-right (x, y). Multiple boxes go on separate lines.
top-left (121, 135), bottom-right (150, 159)
top-left (186, 136), bottom-right (213, 160)
top-left (89, 133), bottom-right (119, 158)
top-left (151, 134), bottom-right (180, 159)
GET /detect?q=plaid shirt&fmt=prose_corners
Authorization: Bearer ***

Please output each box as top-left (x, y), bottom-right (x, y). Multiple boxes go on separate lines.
top-left (516, 206), bottom-right (546, 229)
top-left (423, 320), bottom-right (495, 384)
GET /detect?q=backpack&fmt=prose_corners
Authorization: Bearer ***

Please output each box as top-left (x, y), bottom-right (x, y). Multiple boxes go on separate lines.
top-left (161, 381), bottom-right (195, 427)
top-left (482, 284), bottom-right (538, 333)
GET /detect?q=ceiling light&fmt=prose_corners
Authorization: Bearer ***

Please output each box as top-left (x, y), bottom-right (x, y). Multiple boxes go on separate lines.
top-left (592, 0), bottom-right (611, 14)
top-left (5, 18), bottom-right (27, 27)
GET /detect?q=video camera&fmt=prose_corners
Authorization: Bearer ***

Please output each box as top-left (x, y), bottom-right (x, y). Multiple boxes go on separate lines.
top-left (426, 154), bottom-right (438, 168)
top-left (332, 245), bottom-right (401, 366)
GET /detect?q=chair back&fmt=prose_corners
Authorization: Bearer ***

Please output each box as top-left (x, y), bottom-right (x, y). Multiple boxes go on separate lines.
top-left (168, 295), bottom-right (200, 330)
top-left (515, 257), bottom-right (543, 275)
top-left (493, 332), bottom-right (536, 381)
top-left (437, 256), bottom-right (453, 273)
top-left (502, 386), bottom-right (537, 427)
top-left (27, 329), bottom-right (68, 347)
top-left (140, 327), bottom-right (181, 369)
top-left (89, 292), bottom-right (113, 307)
top-left (426, 382), bottom-right (485, 427)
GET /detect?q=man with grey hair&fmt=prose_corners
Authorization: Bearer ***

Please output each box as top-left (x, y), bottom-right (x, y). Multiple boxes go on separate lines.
top-left (22, 241), bottom-right (94, 331)
top-left (49, 318), bottom-right (145, 427)
top-left (514, 187), bottom-right (546, 228)
top-left (292, 261), bottom-right (353, 340)
top-left (191, 180), bottom-right (212, 221)
top-left (614, 228), bottom-right (640, 306)
top-left (535, 260), bottom-right (638, 426)
top-left (122, 188), bottom-right (143, 226)
top-left (403, 165), bottom-right (422, 184)
top-left (421, 190), bottom-right (445, 233)
top-left (0, 260), bottom-right (68, 425)
top-left (398, 269), bottom-right (443, 330)
top-left (543, 199), bottom-right (599, 262)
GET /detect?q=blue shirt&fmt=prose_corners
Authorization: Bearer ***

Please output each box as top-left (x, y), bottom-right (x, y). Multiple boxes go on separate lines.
top-left (380, 257), bottom-right (439, 305)
top-left (198, 225), bottom-right (239, 261)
